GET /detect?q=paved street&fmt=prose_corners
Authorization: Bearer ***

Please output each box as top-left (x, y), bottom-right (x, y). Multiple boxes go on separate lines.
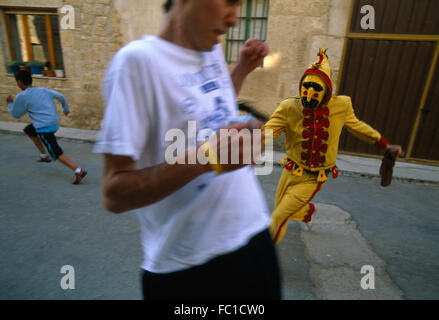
top-left (1, 132), bottom-right (438, 300)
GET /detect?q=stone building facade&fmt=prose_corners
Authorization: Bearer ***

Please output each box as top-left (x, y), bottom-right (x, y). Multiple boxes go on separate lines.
top-left (240, 0), bottom-right (350, 115)
top-left (0, 0), bottom-right (350, 130)
top-left (0, 0), bottom-right (126, 129)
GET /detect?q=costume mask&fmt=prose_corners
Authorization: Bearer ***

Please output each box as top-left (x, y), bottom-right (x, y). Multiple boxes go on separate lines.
top-left (300, 74), bottom-right (327, 109)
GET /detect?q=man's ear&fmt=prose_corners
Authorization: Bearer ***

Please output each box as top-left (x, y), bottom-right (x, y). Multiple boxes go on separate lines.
top-left (16, 80), bottom-right (25, 89)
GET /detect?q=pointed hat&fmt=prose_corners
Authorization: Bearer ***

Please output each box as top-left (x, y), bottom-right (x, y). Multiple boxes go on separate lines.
top-left (299, 48), bottom-right (333, 106)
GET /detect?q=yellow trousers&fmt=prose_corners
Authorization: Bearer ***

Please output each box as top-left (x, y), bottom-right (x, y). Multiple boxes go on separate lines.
top-left (269, 169), bottom-right (325, 244)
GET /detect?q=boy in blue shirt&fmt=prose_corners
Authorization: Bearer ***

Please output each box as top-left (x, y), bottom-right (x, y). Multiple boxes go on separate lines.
top-left (7, 70), bottom-right (87, 184)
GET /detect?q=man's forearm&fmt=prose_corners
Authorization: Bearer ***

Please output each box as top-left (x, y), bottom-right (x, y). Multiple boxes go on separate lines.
top-left (103, 153), bottom-right (210, 213)
top-left (230, 64), bottom-right (248, 95)
top-left (230, 39), bottom-right (269, 94)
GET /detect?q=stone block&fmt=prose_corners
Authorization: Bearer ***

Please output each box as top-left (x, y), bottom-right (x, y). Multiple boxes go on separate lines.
top-left (93, 4), bottom-right (106, 16)
top-left (81, 13), bottom-right (94, 25)
top-left (302, 15), bottom-right (328, 36)
top-left (328, 0), bottom-right (350, 37)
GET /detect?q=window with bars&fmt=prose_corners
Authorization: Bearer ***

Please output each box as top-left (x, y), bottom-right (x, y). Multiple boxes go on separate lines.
top-left (225, 0), bottom-right (269, 65)
top-left (1, 7), bottom-right (65, 73)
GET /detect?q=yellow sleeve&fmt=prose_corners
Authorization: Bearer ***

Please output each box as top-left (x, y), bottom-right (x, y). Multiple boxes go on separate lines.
top-left (261, 99), bottom-right (290, 143)
top-left (344, 97), bottom-right (387, 148)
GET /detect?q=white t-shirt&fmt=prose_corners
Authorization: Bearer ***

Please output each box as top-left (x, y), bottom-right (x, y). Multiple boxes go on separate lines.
top-left (94, 35), bottom-right (270, 273)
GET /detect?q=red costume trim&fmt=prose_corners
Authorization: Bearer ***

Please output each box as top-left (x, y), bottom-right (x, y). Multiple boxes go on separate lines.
top-left (301, 106), bottom-right (330, 168)
top-left (303, 68), bottom-right (333, 92)
top-left (273, 128), bottom-right (284, 136)
top-left (348, 127), bottom-right (388, 149)
top-left (285, 161), bottom-right (294, 171)
top-left (332, 166), bottom-right (338, 179)
top-left (273, 182), bottom-right (324, 243)
top-left (375, 136), bottom-right (388, 149)
top-left (318, 54), bottom-right (324, 65)
top-left (303, 203), bottom-right (316, 223)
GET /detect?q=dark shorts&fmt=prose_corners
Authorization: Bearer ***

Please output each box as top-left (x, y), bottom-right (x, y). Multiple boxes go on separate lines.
top-left (141, 228), bottom-right (282, 300)
top-left (24, 124), bottom-right (63, 160)
top-left (23, 123), bottom-right (38, 137)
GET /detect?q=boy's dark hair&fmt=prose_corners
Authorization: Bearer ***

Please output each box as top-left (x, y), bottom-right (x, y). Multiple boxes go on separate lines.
top-left (163, 0), bottom-right (173, 13)
top-left (14, 69), bottom-right (32, 85)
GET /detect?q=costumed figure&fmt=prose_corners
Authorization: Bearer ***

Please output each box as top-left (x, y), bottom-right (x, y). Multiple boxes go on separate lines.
top-left (262, 49), bottom-right (403, 244)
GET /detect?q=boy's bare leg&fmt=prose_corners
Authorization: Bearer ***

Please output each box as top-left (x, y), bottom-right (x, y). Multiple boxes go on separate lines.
top-left (57, 154), bottom-right (87, 184)
top-left (58, 154), bottom-right (87, 184)
top-left (58, 154), bottom-right (78, 171)
top-left (27, 135), bottom-right (46, 154)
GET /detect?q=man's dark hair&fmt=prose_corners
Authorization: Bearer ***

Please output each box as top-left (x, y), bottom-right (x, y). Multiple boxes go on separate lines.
top-left (163, 0), bottom-right (173, 13)
top-left (14, 69), bottom-right (32, 85)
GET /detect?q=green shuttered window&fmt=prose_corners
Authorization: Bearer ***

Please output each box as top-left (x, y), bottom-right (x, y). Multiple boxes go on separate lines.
top-left (225, 0), bottom-right (269, 65)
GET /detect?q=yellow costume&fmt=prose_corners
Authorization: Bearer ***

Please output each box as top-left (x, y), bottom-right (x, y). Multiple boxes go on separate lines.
top-left (263, 49), bottom-right (388, 244)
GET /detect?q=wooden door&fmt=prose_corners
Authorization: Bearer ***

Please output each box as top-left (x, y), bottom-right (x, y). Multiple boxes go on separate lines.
top-left (338, 0), bottom-right (439, 161)
top-left (411, 62), bottom-right (439, 160)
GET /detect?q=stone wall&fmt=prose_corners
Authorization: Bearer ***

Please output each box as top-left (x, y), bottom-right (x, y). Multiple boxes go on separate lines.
top-left (113, 0), bottom-right (165, 44)
top-left (238, 0), bottom-right (351, 117)
top-left (0, 0), bottom-right (123, 129)
top-left (0, 0), bottom-right (351, 131)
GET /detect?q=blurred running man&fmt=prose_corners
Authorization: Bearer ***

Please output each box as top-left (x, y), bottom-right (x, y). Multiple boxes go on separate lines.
top-left (94, 0), bottom-right (280, 300)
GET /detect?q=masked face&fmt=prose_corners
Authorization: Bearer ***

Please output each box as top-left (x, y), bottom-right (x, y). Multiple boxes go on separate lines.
top-left (300, 74), bottom-right (327, 109)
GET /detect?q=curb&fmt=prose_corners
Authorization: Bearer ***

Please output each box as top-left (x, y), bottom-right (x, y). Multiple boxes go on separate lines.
top-left (1, 124), bottom-right (438, 185)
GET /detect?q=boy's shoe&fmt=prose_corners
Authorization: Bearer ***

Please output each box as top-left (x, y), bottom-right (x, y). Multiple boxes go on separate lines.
top-left (72, 169), bottom-right (87, 184)
top-left (37, 156), bottom-right (52, 163)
